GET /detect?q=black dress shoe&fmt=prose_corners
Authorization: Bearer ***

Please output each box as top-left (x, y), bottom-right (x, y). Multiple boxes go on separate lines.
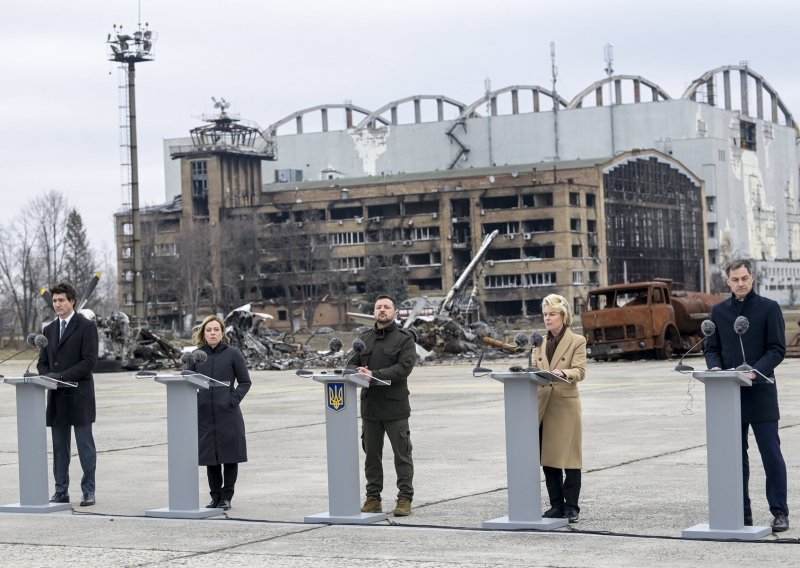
top-left (219, 499), bottom-right (231, 511)
top-left (542, 507), bottom-right (564, 518)
top-left (80, 494), bottom-right (95, 506)
top-left (49, 492), bottom-right (69, 504)
top-left (771, 514), bottom-right (789, 532)
top-left (565, 507), bottom-right (580, 523)
top-left (206, 499), bottom-right (221, 509)
top-left (744, 515), bottom-right (753, 526)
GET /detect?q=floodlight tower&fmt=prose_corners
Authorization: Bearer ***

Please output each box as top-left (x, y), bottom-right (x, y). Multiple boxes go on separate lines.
top-left (107, 22), bottom-right (156, 319)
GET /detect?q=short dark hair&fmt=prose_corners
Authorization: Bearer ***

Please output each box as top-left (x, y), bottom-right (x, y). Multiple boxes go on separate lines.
top-left (726, 258), bottom-right (753, 277)
top-left (375, 294), bottom-right (397, 309)
top-left (51, 282), bottom-right (78, 303)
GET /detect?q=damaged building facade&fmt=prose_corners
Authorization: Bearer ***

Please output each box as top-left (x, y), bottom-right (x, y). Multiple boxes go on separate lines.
top-left (119, 63), bottom-right (797, 330)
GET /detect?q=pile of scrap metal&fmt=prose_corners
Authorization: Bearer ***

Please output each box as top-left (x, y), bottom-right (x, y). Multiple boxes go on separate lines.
top-left (39, 274), bottom-right (184, 372)
top-left (222, 303), bottom-right (349, 370)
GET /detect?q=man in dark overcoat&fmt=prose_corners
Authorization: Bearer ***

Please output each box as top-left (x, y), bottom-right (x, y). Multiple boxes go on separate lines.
top-left (37, 282), bottom-right (99, 506)
top-left (352, 294), bottom-right (417, 517)
top-left (704, 259), bottom-right (788, 532)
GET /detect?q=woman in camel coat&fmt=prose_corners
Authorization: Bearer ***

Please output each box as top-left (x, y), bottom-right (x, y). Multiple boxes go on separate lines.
top-left (533, 294), bottom-right (587, 522)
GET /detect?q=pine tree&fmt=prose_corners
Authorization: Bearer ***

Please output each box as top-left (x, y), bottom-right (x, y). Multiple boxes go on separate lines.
top-left (63, 209), bottom-right (96, 302)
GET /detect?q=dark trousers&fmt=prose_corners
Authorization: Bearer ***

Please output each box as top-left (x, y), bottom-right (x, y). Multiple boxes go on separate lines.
top-left (543, 466), bottom-right (581, 513)
top-left (741, 421), bottom-right (788, 517)
top-left (207, 463), bottom-right (239, 501)
top-left (51, 423), bottom-right (96, 495)
top-left (361, 417), bottom-right (414, 501)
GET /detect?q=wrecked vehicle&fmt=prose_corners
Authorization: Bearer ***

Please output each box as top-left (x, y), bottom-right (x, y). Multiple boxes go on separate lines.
top-left (581, 279), bottom-right (725, 360)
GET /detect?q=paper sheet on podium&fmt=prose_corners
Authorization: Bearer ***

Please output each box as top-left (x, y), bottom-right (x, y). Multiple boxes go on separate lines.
top-left (534, 370), bottom-right (571, 383)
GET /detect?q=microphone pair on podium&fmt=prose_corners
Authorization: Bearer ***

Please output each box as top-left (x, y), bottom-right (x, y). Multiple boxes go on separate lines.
top-left (135, 349), bottom-right (208, 378)
top-left (0, 333), bottom-right (49, 378)
top-left (673, 316), bottom-right (768, 380)
top-left (295, 337), bottom-right (365, 377)
top-left (473, 332), bottom-right (544, 377)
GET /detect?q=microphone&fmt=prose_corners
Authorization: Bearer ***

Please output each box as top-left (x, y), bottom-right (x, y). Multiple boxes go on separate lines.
top-left (193, 350), bottom-right (208, 363)
top-left (23, 335), bottom-right (49, 376)
top-left (341, 338), bottom-right (366, 375)
top-left (472, 350), bottom-right (493, 377)
top-left (674, 319), bottom-right (716, 373)
top-left (524, 331), bottom-right (544, 372)
top-left (0, 333), bottom-right (43, 365)
top-left (296, 337), bottom-right (347, 377)
top-left (512, 333), bottom-right (529, 349)
top-left (731, 316), bottom-right (769, 381)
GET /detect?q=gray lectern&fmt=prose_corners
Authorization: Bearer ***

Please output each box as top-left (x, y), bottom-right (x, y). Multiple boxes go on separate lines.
top-left (141, 372), bottom-right (223, 519)
top-left (1, 375), bottom-right (75, 513)
top-left (483, 372), bottom-right (569, 530)
top-left (304, 371), bottom-right (388, 524)
top-left (682, 370), bottom-right (771, 540)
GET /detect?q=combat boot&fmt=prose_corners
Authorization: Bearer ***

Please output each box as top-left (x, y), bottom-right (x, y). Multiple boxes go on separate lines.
top-left (393, 497), bottom-right (412, 516)
top-left (361, 496), bottom-right (382, 513)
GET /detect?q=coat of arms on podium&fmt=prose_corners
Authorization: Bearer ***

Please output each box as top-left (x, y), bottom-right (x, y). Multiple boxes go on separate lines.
top-left (327, 382), bottom-right (345, 412)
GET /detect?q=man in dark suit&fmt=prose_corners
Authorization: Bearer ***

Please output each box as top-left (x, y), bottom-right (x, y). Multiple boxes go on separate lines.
top-left (705, 259), bottom-right (788, 532)
top-left (37, 282), bottom-right (99, 507)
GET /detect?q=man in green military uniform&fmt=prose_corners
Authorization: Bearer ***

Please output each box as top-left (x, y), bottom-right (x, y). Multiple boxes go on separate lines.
top-left (352, 295), bottom-right (417, 516)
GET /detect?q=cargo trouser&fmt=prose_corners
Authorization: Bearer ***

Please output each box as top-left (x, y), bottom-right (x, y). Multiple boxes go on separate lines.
top-left (361, 417), bottom-right (414, 501)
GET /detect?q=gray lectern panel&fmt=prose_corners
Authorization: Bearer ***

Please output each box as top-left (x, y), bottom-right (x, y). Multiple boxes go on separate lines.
top-left (682, 370), bottom-right (770, 540)
top-left (482, 372), bottom-right (568, 530)
top-left (305, 373), bottom-right (388, 525)
top-left (144, 374), bottom-right (222, 519)
top-left (1, 376), bottom-right (74, 514)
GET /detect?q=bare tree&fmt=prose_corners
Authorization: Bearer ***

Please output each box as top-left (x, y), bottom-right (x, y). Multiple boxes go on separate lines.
top-left (259, 216), bottom-right (338, 331)
top-left (175, 223), bottom-right (212, 327)
top-left (0, 219), bottom-right (43, 335)
top-left (27, 190), bottom-right (69, 286)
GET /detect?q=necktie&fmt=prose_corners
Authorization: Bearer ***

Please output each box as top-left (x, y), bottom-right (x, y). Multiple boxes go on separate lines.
top-left (60, 319), bottom-right (67, 340)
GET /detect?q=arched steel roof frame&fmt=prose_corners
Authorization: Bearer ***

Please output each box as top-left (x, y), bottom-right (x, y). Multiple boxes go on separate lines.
top-left (355, 95), bottom-right (472, 129)
top-left (457, 85), bottom-right (568, 120)
top-left (682, 65), bottom-right (796, 131)
top-left (264, 103), bottom-right (389, 137)
top-left (567, 75), bottom-right (671, 109)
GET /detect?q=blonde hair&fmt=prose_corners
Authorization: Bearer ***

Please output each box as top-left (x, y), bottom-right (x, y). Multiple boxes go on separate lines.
top-left (193, 315), bottom-right (229, 347)
top-left (541, 294), bottom-right (572, 326)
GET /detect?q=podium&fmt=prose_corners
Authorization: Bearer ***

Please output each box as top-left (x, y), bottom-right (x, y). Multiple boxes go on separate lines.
top-left (483, 372), bottom-right (569, 530)
top-left (304, 371), bottom-right (388, 524)
top-left (682, 370), bottom-right (771, 540)
top-left (0, 375), bottom-right (75, 513)
top-left (141, 372), bottom-right (223, 519)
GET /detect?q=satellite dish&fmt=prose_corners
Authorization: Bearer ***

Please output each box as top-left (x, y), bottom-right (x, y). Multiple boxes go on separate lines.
top-left (488, 175), bottom-right (496, 183)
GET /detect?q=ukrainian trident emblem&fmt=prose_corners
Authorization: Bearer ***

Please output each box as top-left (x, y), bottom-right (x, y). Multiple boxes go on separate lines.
top-left (327, 382), bottom-right (345, 412)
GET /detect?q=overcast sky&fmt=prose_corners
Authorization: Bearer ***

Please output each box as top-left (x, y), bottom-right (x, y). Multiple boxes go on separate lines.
top-left (2, 0), bottom-right (798, 251)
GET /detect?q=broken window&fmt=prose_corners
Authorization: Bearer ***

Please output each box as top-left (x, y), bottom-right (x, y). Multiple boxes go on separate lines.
top-left (740, 120), bottom-right (757, 151)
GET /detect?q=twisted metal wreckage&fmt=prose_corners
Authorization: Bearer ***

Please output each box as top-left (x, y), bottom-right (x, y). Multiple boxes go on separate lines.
top-left (43, 230), bottom-right (532, 371)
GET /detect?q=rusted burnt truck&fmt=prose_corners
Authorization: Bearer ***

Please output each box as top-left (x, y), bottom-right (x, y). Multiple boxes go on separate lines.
top-left (581, 279), bottom-right (725, 360)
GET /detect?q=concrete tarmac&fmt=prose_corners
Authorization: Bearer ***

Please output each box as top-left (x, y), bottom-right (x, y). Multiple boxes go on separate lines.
top-left (1, 357), bottom-right (798, 567)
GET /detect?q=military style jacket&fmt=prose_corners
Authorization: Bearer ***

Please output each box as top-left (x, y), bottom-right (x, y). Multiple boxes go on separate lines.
top-left (350, 321), bottom-right (416, 421)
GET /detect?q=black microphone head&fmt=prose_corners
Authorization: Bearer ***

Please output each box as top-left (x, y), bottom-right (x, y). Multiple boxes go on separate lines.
top-left (34, 335), bottom-right (49, 348)
top-left (513, 333), bottom-right (529, 348)
top-left (734, 316), bottom-right (749, 335)
top-left (352, 338), bottom-right (366, 353)
top-left (700, 319), bottom-right (716, 337)
top-left (180, 351), bottom-right (193, 365)
top-left (192, 350), bottom-right (208, 363)
top-left (328, 337), bottom-right (343, 353)
top-left (530, 332), bottom-right (544, 348)
top-left (673, 363), bottom-right (694, 373)
top-left (26, 333), bottom-right (38, 347)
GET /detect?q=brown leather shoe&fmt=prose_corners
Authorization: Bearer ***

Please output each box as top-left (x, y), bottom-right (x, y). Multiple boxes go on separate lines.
top-left (361, 496), bottom-right (382, 513)
top-left (393, 497), bottom-right (412, 517)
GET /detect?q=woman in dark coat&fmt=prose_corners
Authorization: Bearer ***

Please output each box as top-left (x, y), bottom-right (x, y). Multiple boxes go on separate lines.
top-left (188, 315), bottom-right (251, 510)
